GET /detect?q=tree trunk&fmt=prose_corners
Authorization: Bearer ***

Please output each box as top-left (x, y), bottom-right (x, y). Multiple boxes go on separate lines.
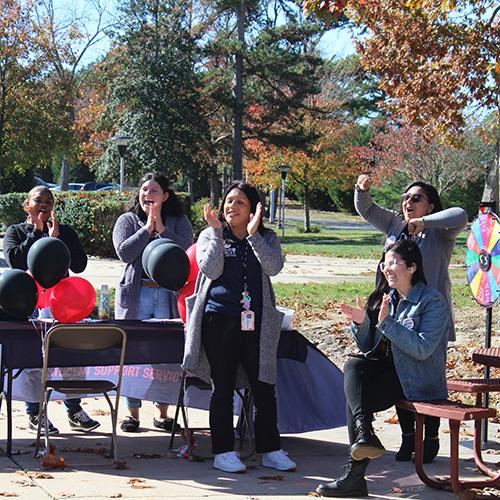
top-left (303, 187), bottom-right (310, 232)
top-left (210, 171), bottom-right (221, 208)
top-left (481, 122), bottom-right (500, 209)
top-left (60, 159), bottom-right (69, 191)
top-left (231, 1), bottom-right (245, 181)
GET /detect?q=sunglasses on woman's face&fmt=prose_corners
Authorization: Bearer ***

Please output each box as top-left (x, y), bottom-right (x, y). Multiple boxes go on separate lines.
top-left (401, 193), bottom-right (428, 203)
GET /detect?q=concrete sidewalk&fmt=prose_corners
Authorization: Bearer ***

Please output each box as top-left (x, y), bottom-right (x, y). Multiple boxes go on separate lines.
top-left (1, 398), bottom-right (498, 499)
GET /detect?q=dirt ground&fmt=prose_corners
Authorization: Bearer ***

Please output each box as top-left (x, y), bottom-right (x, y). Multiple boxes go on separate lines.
top-left (293, 305), bottom-right (500, 417)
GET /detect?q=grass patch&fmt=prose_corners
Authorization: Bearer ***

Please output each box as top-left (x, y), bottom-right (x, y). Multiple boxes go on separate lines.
top-left (281, 228), bottom-right (469, 262)
top-left (274, 280), bottom-right (476, 310)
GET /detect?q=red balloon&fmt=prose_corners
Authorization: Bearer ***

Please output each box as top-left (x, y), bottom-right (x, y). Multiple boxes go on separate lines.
top-left (35, 281), bottom-right (53, 309)
top-left (185, 244), bottom-right (199, 286)
top-left (177, 292), bottom-right (187, 323)
top-left (177, 280), bottom-right (195, 323)
top-left (49, 277), bottom-right (97, 323)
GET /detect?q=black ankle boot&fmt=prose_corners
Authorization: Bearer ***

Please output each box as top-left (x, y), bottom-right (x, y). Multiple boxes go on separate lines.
top-left (395, 433), bottom-right (414, 462)
top-left (423, 437), bottom-right (439, 463)
top-left (316, 458), bottom-right (369, 497)
top-left (350, 417), bottom-right (386, 461)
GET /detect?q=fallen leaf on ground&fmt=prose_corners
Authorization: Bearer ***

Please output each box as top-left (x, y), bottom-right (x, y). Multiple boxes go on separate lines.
top-left (391, 487), bottom-right (404, 493)
top-left (384, 412), bottom-right (399, 424)
top-left (132, 453), bottom-right (162, 459)
top-left (257, 475), bottom-right (284, 481)
top-left (58, 493), bottom-right (75, 497)
top-left (60, 447), bottom-right (107, 455)
top-left (307, 492), bottom-right (320, 497)
top-left (19, 472), bottom-right (54, 479)
top-left (130, 485), bottom-right (154, 489)
top-left (127, 478), bottom-right (145, 484)
top-left (0, 493), bottom-right (18, 497)
top-left (108, 494), bottom-right (122, 498)
top-left (11, 480), bottom-right (32, 487)
top-left (114, 461), bottom-right (129, 470)
top-left (91, 409), bottom-right (110, 416)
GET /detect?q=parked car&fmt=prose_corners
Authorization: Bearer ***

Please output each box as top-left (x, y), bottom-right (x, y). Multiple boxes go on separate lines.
top-left (34, 176), bottom-right (58, 189)
top-left (96, 183), bottom-right (120, 191)
top-left (80, 181), bottom-right (119, 191)
top-left (51, 183), bottom-right (85, 192)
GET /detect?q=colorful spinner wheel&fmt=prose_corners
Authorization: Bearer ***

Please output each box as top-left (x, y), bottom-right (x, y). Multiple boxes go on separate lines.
top-left (466, 211), bottom-right (500, 307)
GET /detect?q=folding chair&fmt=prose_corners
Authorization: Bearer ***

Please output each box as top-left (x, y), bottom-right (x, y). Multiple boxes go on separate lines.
top-left (168, 370), bottom-right (253, 459)
top-left (34, 324), bottom-right (127, 461)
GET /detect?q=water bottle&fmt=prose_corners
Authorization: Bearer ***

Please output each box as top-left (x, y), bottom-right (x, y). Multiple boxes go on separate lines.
top-left (98, 284), bottom-right (110, 320)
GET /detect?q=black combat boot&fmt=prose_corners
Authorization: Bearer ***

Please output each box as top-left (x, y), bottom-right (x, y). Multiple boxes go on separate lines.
top-left (350, 416), bottom-right (386, 461)
top-left (316, 458), bottom-right (369, 497)
top-left (395, 433), bottom-right (415, 461)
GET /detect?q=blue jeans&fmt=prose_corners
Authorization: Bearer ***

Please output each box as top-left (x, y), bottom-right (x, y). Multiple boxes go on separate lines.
top-left (26, 399), bottom-right (82, 416)
top-left (125, 285), bottom-right (175, 410)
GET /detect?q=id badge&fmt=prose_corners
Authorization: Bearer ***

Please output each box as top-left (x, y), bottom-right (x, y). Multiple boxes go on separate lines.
top-left (241, 310), bottom-right (255, 331)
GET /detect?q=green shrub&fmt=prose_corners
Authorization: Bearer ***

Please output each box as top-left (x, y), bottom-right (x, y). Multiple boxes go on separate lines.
top-left (0, 193), bottom-right (28, 228)
top-left (191, 197), bottom-right (209, 238)
top-left (296, 224), bottom-right (321, 234)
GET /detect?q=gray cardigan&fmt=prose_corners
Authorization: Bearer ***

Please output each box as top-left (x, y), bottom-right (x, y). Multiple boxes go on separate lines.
top-left (112, 212), bottom-right (193, 319)
top-left (355, 190), bottom-right (467, 341)
top-left (182, 226), bottom-right (285, 386)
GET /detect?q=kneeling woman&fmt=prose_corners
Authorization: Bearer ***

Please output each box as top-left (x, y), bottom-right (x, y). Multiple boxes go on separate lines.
top-left (316, 239), bottom-right (449, 497)
top-left (182, 181), bottom-right (295, 473)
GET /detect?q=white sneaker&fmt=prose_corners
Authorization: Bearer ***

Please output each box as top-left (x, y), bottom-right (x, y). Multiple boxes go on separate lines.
top-left (213, 451), bottom-right (247, 473)
top-left (262, 449), bottom-right (296, 471)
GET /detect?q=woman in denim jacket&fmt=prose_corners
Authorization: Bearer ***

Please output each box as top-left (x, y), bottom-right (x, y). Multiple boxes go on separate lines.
top-left (316, 239), bottom-right (449, 498)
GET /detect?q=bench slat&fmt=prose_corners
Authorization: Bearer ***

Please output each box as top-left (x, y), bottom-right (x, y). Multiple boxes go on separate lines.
top-left (396, 399), bottom-right (497, 420)
top-left (447, 379), bottom-right (500, 393)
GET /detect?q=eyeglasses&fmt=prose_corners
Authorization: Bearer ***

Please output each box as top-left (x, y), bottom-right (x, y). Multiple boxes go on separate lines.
top-left (379, 259), bottom-right (403, 272)
top-left (401, 193), bottom-right (428, 203)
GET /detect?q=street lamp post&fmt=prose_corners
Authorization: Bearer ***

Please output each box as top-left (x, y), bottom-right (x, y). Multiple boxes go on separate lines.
top-left (278, 166), bottom-right (290, 238)
top-left (110, 136), bottom-right (131, 191)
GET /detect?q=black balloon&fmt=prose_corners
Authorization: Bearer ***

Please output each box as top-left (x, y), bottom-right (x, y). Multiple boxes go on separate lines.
top-left (27, 238), bottom-right (71, 289)
top-left (0, 269), bottom-right (38, 318)
top-left (147, 242), bottom-right (190, 291)
top-left (141, 238), bottom-right (174, 279)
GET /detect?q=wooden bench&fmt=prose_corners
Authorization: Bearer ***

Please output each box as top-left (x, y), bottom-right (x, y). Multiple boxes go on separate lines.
top-left (396, 399), bottom-right (499, 494)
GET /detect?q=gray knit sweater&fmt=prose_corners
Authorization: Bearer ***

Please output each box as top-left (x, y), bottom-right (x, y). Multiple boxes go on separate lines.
top-left (355, 190), bottom-right (467, 341)
top-left (182, 226), bottom-right (285, 386)
top-left (112, 212), bottom-right (193, 319)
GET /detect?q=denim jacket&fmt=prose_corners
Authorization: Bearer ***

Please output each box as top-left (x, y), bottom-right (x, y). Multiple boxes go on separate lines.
top-left (351, 282), bottom-right (449, 401)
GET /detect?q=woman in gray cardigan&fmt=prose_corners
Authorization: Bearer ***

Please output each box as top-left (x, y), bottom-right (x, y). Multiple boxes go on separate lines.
top-left (354, 175), bottom-right (467, 464)
top-left (182, 181), bottom-right (295, 474)
top-left (113, 172), bottom-right (193, 433)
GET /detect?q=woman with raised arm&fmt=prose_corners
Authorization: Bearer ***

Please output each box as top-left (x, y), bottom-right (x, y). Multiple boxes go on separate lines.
top-left (354, 175), bottom-right (467, 462)
top-left (182, 181), bottom-right (296, 474)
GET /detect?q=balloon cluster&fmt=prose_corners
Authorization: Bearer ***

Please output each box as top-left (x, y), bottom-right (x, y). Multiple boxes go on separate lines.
top-left (0, 238), bottom-right (96, 322)
top-left (177, 244), bottom-right (198, 323)
top-left (141, 239), bottom-right (190, 292)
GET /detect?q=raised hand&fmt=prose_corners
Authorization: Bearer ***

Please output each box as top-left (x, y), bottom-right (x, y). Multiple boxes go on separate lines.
top-left (47, 211), bottom-right (59, 238)
top-left (339, 296), bottom-right (366, 325)
top-left (30, 211), bottom-right (45, 232)
top-left (356, 174), bottom-right (372, 192)
top-left (247, 202), bottom-right (262, 236)
top-left (203, 204), bottom-right (222, 229)
top-left (153, 202), bottom-right (165, 234)
top-left (378, 293), bottom-right (390, 324)
top-left (144, 203), bottom-right (156, 234)
top-left (407, 217), bottom-right (425, 235)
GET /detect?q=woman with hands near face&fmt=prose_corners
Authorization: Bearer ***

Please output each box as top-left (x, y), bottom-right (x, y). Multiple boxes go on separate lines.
top-left (112, 172), bottom-right (193, 433)
top-left (182, 181), bottom-right (295, 474)
top-left (316, 239), bottom-right (449, 498)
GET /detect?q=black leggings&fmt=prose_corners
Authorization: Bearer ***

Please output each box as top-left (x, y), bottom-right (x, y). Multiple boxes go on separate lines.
top-left (343, 356), bottom-right (405, 444)
top-left (201, 312), bottom-right (281, 454)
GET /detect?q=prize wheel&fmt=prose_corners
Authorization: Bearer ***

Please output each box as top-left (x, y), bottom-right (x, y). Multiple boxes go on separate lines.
top-left (466, 211), bottom-right (500, 307)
